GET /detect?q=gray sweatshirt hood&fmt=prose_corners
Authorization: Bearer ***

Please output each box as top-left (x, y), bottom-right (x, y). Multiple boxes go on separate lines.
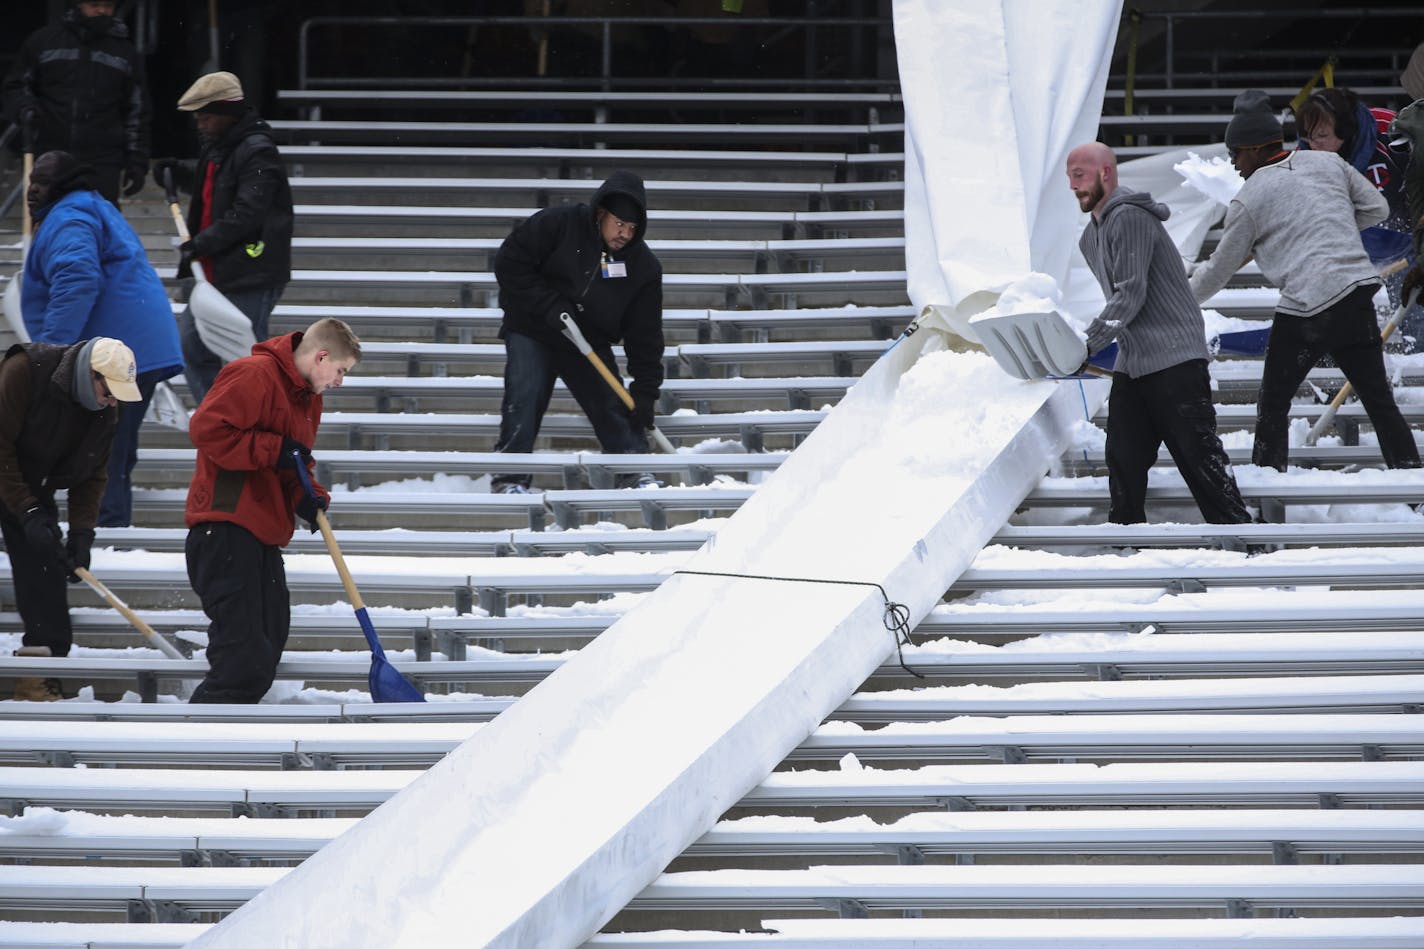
top-left (1100, 186), bottom-right (1171, 223)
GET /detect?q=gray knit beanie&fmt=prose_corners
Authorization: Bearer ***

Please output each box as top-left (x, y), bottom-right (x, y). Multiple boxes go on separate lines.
top-left (1225, 89), bottom-right (1284, 149)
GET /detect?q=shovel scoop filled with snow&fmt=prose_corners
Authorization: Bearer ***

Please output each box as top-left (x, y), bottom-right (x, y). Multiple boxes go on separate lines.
top-left (968, 274), bottom-right (1089, 380)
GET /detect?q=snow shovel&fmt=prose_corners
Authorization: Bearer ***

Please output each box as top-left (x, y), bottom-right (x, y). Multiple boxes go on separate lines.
top-left (160, 167), bottom-right (256, 363)
top-left (2, 128), bottom-right (33, 344)
top-left (74, 567), bottom-right (186, 660)
top-left (558, 312), bottom-right (677, 452)
top-left (969, 306), bottom-right (1110, 380)
top-left (1304, 286), bottom-right (1422, 446)
top-left (292, 454), bottom-right (425, 703)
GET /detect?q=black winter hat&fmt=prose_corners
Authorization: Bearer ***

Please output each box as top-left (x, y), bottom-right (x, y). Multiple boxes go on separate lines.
top-left (1225, 89), bottom-right (1284, 149)
top-left (599, 192), bottom-right (643, 227)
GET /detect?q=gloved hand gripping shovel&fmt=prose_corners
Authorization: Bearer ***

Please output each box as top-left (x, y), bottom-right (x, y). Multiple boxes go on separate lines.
top-left (74, 567), bottom-right (187, 660)
top-left (293, 454), bottom-right (425, 703)
top-left (161, 166), bottom-right (257, 363)
top-left (1304, 287), bottom-right (1422, 446)
top-left (557, 312), bottom-right (677, 452)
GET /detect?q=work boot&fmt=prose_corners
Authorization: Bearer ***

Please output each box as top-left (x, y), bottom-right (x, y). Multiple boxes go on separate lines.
top-left (12, 645), bottom-right (63, 701)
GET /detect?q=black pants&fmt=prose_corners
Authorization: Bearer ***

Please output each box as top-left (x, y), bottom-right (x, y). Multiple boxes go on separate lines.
top-left (187, 522), bottom-right (289, 704)
top-left (0, 496), bottom-right (73, 656)
top-left (1254, 284), bottom-right (1420, 471)
top-left (491, 330), bottom-right (648, 489)
top-left (1106, 359), bottom-right (1252, 525)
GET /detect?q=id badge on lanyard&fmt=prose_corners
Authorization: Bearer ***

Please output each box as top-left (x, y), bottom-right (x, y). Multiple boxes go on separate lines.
top-left (601, 252), bottom-right (627, 279)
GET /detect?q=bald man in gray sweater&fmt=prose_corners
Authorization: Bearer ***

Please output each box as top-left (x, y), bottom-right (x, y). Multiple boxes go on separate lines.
top-left (1068, 142), bottom-right (1250, 525)
top-left (1190, 89), bottom-right (1419, 472)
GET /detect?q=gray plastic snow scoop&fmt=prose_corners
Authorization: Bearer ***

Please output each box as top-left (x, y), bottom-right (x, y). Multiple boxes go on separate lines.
top-left (969, 307), bottom-right (1103, 380)
top-left (161, 168), bottom-right (257, 364)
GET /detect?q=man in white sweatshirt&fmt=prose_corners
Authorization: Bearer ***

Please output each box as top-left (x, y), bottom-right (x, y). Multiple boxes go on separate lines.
top-left (1190, 89), bottom-right (1419, 472)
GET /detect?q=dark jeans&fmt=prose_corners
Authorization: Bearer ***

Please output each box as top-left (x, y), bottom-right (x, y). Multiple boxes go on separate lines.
top-left (98, 366), bottom-right (180, 527)
top-left (187, 522), bottom-right (290, 704)
top-left (1106, 359), bottom-right (1252, 525)
top-left (491, 330), bottom-right (648, 489)
top-left (0, 496), bottom-right (73, 656)
top-left (1254, 284), bottom-right (1420, 471)
top-left (181, 284), bottom-right (283, 404)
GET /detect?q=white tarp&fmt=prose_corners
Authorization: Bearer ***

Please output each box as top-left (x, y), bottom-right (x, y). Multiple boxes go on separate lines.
top-left (899, 0), bottom-right (1122, 338)
top-left (191, 4), bottom-right (1122, 948)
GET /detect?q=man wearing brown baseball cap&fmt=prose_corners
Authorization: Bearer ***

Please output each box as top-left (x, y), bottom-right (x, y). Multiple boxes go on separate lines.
top-left (151, 71), bottom-right (293, 404)
top-left (0, 336), bottom-right (138, 700)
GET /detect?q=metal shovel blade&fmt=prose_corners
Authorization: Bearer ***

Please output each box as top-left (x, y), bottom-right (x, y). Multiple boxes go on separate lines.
top-left (968, 308), bottom-right (1088, 380)
top-left (2, 274), bottom-right (29, 343)
top-left (190, 278), bottom-right (257, 363)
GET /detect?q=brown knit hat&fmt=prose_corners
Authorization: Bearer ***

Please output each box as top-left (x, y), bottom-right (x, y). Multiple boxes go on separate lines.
top-left (1404, 43), bottom-right (1424, 102)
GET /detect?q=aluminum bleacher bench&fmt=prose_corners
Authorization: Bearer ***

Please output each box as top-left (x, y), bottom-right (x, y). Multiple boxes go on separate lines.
top-left (308, 409), bottom-right (826, 451)
top-left (545, 486), bottom-right (749, 530)
top-left (0, 921), bottom-right (207, 946)
top-left (954, 549), bottom-right (1424, 593)
top-left (1060, 442), bottom-right (1424, 474)
top-left (4, 760), bottom-right (1419, 821)
top-left (0, 720), bottom-right (481, 769)
top-left (1028, 472), bottom-right (1424, 516)
top-left (270, 118), bottom-right (906, 146)
top-left (694, 808), bottom-right (1424, 859)
top-left (625, 863), bottom-right (1424, 914)
top-left (277, 88), bottom-right (904, 111)
top-left (838, 674), bottom-right (1424, 721)
top-left (0, 808), bottom-right (1414, 869)
top-left (588, 917), bottom-right (1424, 948)
top-left (280, 142), bottom-right (906, 174)
top-left (708, 305), bottom-right (914, 341)
top-left (286, 175), bottom-right (904, 204)
top-left (292, 205), bottom-right (906, 236)
top-left (0, 864), bottom-right (283, 920)
top-left (794, 714), bottom-right (1424, 763)
top-left (119, 488), bottom-right (549, 530)
top-left (678, 340), bottom-right (891, 377)
top-left (994, 521), bottom-right (1424, 550)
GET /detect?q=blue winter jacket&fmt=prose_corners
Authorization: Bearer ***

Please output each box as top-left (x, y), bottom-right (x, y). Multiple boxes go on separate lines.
top-left (22, 189), bottom-right (182, 377)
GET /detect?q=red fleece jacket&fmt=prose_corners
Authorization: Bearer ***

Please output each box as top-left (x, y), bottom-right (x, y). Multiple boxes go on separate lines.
top-left (184, 333), bottom-right (329, 547)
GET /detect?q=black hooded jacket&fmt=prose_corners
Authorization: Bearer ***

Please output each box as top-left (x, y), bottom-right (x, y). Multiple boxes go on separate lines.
top-left (168, 110), bottom-right (294, 293)
top-left (1, 8), bottom-right (149, 173)
top-left (494, 171), bottom-right (664, 400)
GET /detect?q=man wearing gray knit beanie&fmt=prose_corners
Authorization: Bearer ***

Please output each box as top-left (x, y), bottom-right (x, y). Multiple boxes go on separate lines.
top-left (1191, 89), bottom-right (1419, 473)
top-left (1067, 142), bottom-right (1250, 526)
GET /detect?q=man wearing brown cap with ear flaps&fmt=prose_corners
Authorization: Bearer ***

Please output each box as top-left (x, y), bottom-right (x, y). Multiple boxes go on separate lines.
top-left (1189, 89), bottom-right (1419, 473)
top-left (152, 71), bottom-right (293, 404)
top-left (0, 337), bottom-right (141, 700)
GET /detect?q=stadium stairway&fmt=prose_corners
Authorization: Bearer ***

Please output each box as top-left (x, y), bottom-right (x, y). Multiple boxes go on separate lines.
top-left (2, 41), bottom-right (1424, 947)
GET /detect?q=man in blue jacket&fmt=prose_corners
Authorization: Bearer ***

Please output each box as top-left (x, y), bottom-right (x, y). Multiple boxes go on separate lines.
top-left (23, 150), bottom-right (183, 527)
top-left (490, 171), bottom-right (664, 492)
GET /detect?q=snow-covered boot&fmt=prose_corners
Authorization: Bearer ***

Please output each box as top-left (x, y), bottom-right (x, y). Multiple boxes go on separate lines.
top-left (13, 645), bottom-right (63, 701)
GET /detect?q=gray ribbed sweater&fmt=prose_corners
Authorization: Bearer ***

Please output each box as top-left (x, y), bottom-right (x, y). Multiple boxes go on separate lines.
top-left (1189, 149), bottom-right (1388, 316)
top-left (1079, 187), bottom-right (1210, 378)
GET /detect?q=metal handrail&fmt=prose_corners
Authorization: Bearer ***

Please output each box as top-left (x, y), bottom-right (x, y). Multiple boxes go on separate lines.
top-left (297, 14), bottom-right (890, 92)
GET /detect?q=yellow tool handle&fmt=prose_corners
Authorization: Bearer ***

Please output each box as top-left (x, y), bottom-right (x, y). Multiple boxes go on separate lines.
top-left (75, 566), bottom-right (185, 660)
top-left (315, 508), bottom-right (365, 611)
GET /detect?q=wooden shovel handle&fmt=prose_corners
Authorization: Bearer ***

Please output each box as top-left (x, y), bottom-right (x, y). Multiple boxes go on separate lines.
top-left (75, 567), bottom-right (185, 660)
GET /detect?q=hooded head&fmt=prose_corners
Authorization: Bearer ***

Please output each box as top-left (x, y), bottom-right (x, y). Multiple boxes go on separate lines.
top-left (27, 151), bottom-right (96, 218)
top-left (590, 170), bottom-right (648, 253)
top-left (1403, 43), bottom-right (1424, 102)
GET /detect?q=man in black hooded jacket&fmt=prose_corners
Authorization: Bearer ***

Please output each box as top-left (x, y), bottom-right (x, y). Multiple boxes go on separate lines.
top-left (2, 0), bottom-right (151, 204)
top-left (490, 170), bottom-right (665, 492)
top-left (153, 71), bottom-right (293, 404)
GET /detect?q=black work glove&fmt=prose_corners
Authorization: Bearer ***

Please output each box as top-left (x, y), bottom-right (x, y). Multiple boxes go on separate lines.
top-left (122, 162), bottom-right (146, 197)
top-left (295, 493), bottom-right (328, 534)
top-left (177, 239), bottom-right (195, 269)
top-left (151, 157), bottom-right (179, 191)
top-left (18, 105), bottom-right (37, 130)
top-left (1402, 263), bottom-right (1424, 308)
top-left (21, 507), bottom-right (63, 564)
top-left (545, 300), bottom-right (579, 335)
top-left (64, 527), bottom-right (95, 583)
top-left (631, 391), bottom-right (657, 430)
top-left (276, 437), bottom-right (312, 470)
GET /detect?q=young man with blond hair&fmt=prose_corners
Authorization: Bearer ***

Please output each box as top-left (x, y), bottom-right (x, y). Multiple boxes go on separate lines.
top-left (185, 318), bottom-right (360, 703)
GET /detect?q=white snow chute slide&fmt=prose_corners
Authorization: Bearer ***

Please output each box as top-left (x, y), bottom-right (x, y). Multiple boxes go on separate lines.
top-left (189, 3), bottom-right (1123, 947)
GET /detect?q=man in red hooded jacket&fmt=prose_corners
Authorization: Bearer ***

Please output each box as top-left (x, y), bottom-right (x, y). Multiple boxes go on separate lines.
top-left (184, 318), bottom-right (360, 703)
